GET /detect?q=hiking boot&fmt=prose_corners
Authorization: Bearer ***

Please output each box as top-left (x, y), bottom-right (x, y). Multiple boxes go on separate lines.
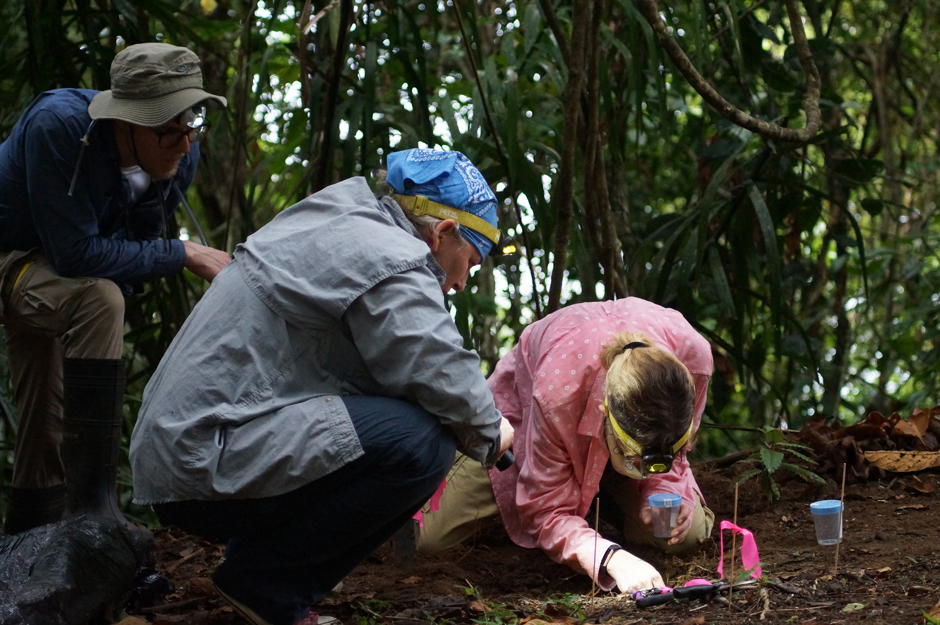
top-left (61, 358), bottom-right (128, 524)
top-left (213, 581), bottom-right (336, 625)
top-left (3, 484), bottom-right (66, 534)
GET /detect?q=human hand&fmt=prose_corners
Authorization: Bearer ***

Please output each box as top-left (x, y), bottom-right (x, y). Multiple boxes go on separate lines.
top-left (498, 416), bottom-right (514, 456)
top-left (605, 549), bottom-right (664, 593)
top-left (182, 240), bottom-right (231, 282)
top-left (639, 503), bottom-right (693, 545)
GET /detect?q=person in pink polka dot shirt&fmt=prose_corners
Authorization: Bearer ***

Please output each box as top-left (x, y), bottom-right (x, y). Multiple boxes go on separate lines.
top-left (417, 297), bottom-right (715, 594)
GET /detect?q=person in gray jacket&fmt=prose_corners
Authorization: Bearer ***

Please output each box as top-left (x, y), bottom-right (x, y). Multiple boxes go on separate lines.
top-left (129, 148), bottom-right (514, 625)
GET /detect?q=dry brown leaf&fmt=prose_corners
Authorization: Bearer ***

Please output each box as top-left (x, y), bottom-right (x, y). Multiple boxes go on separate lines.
top-left (902, 475), bottom-right (938, 494)
top-left (189, 576), bottom-right (215, 596)
top-left (115, 618), bottom-right (150, 625)
top-left (927, 597), bottom-right (940, 619)
top-left (833, 421), bottom-right (888, 442)
top-left (542, 602), bottom-right (572, 617)
top-left (910, 410), bottom-right (932, 437)
top-left (892, 420), bottom-right (923, 440)
top-left (864, 450), bottom-right (940, 472)
top-left (399, 576), bottom-right (420, 585)
top-left (679, 617), bottom-right (706, 625)
top-left (467, 600), bottom-right (490, 612)
top-left (896, 504), bottom-right (928, 511)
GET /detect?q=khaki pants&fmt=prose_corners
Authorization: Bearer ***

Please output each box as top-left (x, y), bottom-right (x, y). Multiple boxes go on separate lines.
top-left (0, 250), bottom-right (124, 489)
top-left (417, 453), bottom-right (714, 555)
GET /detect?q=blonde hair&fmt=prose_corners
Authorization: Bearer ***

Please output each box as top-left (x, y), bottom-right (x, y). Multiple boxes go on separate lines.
top-left (600, 331), bottom-right (696, 454)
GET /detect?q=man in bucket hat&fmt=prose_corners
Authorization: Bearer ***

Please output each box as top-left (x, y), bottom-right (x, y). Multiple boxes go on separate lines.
top-left (0, 43), bottom-right (230, 534)
top-left (130, 147), bottom-right (514, 625)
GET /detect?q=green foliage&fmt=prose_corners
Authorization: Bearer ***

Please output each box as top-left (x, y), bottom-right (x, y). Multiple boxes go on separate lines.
top-left (540, 593), bottom-right (585, 619)
top-left (470, 604), bottom-right (517, 625)
top-left (352, 597), bottom-right (392, 625)
top-left (461, 585), bottom-right (518, 625)
top-left (734, 426), bottom-right (825, 501)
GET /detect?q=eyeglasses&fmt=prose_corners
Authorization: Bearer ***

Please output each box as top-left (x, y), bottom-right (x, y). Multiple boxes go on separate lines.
top-left (151, 104), bottom-right (210, 148)
top-left (151, 123), bottom-right (210, 148)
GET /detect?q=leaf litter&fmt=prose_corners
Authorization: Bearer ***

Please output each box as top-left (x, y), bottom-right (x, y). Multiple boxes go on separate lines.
top-left (121, 407), bottom-right (940, 624)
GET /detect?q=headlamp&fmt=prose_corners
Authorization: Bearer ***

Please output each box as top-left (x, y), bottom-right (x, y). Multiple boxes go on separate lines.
top-left (604, 398), bottom-right (693, 476)
top-left (489, 233), bottom-right (517, 258)
top-left (179, 104), bottom-right (207, 129)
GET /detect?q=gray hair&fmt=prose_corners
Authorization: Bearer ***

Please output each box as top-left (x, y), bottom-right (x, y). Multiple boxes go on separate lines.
top-left (375, 168), bottom-right (466, 243)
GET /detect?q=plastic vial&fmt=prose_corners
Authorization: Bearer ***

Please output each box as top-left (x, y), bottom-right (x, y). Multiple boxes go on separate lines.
top-left (810, 500), bottom-right (844, 545)
top-left (648, 493), bottom-right (682, 538)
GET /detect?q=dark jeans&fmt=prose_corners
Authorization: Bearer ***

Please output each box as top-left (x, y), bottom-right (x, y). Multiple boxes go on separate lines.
top-left (154, 396), bottom-right (457, 625)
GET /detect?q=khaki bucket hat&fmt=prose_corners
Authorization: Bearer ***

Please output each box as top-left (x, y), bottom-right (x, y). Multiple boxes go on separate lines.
top-left (88, 43), bottom-right (227, 127)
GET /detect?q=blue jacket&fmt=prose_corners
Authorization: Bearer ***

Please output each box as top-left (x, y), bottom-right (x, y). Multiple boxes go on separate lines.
top-left (0, 88), bottom-right (192, 285)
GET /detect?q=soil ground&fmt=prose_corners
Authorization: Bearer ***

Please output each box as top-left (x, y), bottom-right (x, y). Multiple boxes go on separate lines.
top-left (124, 464), bottom-right (940, 625)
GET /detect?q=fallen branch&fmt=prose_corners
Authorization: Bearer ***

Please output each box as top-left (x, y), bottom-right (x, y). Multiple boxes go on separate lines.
top-left (140, 597), bottom-right (205, 614)
top-left (164, 548), bottom-right (203, 575)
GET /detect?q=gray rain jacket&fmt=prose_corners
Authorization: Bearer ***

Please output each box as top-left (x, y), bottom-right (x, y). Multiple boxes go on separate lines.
top-left (130, 177), bottom-right (502, 504)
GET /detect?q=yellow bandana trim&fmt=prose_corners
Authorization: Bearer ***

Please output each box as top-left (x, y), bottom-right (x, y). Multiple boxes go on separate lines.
top-left (605, 398), bottom-right (694, 455)
top-left (391, 194), bottom-right (500, 244)
top-left (12, 262), bottom-right (32, 290)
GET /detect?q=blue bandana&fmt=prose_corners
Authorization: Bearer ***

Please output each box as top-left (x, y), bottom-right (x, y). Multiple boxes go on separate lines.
top-left (386, 148), bottom-right (498, 258)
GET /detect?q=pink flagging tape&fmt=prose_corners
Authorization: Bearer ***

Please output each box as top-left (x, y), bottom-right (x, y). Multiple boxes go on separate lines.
top-left (413, 479), bottom-right (447, 527)
top-left (716, 520), bottom-right (762, 579)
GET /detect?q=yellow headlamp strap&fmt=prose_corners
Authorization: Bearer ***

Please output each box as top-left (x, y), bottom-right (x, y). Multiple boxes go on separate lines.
top-left (605, 398), bottom-right (694, 455)
top-left (391, 194), bottom-right (500, 244)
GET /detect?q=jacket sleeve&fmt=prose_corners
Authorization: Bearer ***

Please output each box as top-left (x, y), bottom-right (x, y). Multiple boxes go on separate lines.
top-left (24, 109), bottom-right (186, 281)
top-left (514, 396), bottom-right (618, 587)
top-left (342, 266), bottom-right (502, 464)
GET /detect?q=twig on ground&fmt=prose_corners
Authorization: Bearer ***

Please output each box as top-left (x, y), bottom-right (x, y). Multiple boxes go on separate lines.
top-left (730, 483), bottom-right (739, 606)
top-left (164, 548), bottom-right (203, 574)
top-left (592, 498), bottom-right (599, 607)
top-left (140, 597), bottom-right (206, 614)
top-left (766, 579), bottom-right (804, 594)
top-left (758, 587), bottom-right (771, 619)
top-left (834, 463), bottom-right (847, 576)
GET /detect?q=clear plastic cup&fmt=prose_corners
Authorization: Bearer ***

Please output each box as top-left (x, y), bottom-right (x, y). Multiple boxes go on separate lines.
top-left (648, 493), bottom-right (682, 538)
top-left (810, 500), bottom-right (844, 545)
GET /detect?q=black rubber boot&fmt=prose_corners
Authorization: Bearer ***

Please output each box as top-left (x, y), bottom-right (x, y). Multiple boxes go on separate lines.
top-left (61, 358), bottom-right (128, 524)
top-left (3, 484), bottom-right (67, 534)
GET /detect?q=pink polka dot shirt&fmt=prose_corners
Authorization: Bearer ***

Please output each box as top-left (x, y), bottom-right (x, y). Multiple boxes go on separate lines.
top-left (487, 298), bottom-right (712, 589)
